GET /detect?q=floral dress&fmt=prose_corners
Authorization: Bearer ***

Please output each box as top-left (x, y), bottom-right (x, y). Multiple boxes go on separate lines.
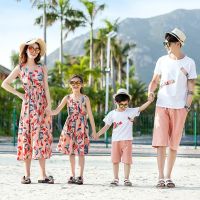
top-left (17, 64), bottom-right (53, 160)
top-left (57, 95), bottom-right (90, 156)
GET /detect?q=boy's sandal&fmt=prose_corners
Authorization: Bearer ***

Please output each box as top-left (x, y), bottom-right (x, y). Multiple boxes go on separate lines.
top-left (38, 175), bottom-right (54, 184)
top-left (68, 176), bottom-right (76, 184)
top-left (165, 179), bottom-right (175, 188)
top-left (124, 179), bottom-right (132, 186)
top-left (110, 179), bottom-right (119, 186)
top-left (75, 176), bottom-right (83, 185)
top-left (156, 179), bottom-right (165, 188)
top-left (21, 176), bottom-right (31, 184)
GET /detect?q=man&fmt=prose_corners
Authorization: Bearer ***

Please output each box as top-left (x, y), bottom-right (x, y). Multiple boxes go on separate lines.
top-left (148, 28), bottom-right (197, 188)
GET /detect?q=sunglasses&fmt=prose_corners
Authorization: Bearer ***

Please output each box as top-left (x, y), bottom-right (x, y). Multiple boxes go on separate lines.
top-left (70, 81), bottom-right (82, 86)
top-left (28, 46), bottom-right (40, 54)
top-left (163, 41), bottom-right (171, 47)
top-left (118, 103), bottom-right (128, 108)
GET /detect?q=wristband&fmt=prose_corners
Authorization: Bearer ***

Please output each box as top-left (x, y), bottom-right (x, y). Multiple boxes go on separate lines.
top-left (184, 105), bottom-right (191, 112)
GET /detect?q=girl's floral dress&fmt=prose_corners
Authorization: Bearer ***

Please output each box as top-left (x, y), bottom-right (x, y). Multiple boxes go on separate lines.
top-left (57, 95), bottom-right (90, 155)
top-left (17, 64), bottom-right (53, 160)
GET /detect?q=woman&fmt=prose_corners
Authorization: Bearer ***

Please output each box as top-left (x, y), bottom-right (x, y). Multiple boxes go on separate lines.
top-left (1, 38), bottom-right (54, 184)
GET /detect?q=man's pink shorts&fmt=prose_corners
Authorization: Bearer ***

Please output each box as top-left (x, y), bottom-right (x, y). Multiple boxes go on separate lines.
top-left (111, 140), bottom-right (132, 164)
top-left (152, 107), bottom-right (188, 150)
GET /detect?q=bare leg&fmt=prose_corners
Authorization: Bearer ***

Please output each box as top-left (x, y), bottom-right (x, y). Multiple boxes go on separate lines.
top-left (124, 163), bottom-right (131, 180)
top-left (166, 148), bottom-right (177, 179)
top-left (113, 163), bottom-right (119, 180)
top-left (38, 158), bottom-right (47, 179)
top-left (157, 147), bottom-right (166, 179)
top-left (78, 155), bottom-right (85, 177)
top-left (24, 158), bottom-right (31, 178)
top-left (69, 155), bottom-right (75, 177)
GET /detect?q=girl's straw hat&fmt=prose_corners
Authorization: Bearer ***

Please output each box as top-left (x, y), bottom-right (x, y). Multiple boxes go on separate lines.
top-left (19, 38), bottom-right (46, 56)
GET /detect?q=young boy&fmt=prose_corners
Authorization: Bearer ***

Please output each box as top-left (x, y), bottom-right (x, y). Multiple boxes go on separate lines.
top-left (97, 88), bottom-right (154, 186)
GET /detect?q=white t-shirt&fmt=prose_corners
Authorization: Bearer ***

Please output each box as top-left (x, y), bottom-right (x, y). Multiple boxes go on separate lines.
top-left (154, 55), bottom-right (197, 108)
top-left (103, 108), bottom-right (140, 142)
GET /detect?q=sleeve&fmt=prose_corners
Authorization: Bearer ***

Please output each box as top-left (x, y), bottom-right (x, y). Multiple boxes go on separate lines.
top-left (154, 58), bottom-right (162, 75)
top-left (129, 107), bottom-right (140, 118)
top-left (103, 111), bottom-right (113, 126)
top-left (188, 59), bottom-right (197, 79)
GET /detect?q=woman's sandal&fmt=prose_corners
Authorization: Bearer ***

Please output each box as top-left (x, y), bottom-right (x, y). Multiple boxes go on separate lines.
top-left (165, 179), bottom-right (175, 188)
top-left (75, 176), bottom-right (83, 185)
top-left (38, 175), bottom-right (54, 184)
top-left (21, 176), bottom-right (31, 184)
top-left (68, 176), bottom-right (76, 184)
top-left (110, 179), bottom-right (119, 186)
top-left (124, 179), bottom-right (132, 186)
top-left (156, 179), bottom-right (165, 188)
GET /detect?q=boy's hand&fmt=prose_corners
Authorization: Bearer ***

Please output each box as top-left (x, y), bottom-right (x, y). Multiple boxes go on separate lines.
top-left (128, 117), bottom-right (135, 122)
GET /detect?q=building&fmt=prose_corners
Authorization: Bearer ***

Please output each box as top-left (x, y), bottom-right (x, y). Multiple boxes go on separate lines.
top-left (0, 65), bottom-right (11, 80)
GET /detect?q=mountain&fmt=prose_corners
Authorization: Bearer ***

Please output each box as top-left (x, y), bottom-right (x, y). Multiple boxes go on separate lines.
top-left (47, 9), bottom-right (200, 84)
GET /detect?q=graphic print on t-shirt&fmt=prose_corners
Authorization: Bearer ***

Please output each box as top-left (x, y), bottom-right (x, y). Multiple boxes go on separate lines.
top-left (113, 121), bottom-right (122, 129)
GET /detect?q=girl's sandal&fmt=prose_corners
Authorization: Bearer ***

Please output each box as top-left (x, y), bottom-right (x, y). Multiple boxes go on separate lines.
top-left (110, 179), bottom-right (119, 186)
top-left (38, 175), bottom-right (54, 184)
top-left (156, 179), bottom-right (165, 188)
top-left (165, 179), bottom-right (175, 188)
top-left (21, 176), bottom-right (31, 184)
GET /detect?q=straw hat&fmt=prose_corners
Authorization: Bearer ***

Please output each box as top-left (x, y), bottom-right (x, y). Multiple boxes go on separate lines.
top-left (113, 88), bottom-right (132, 100)
top-left (19, 38), bottom-right (46, 56)
top-left (165, 28), bottom-right (186, 46)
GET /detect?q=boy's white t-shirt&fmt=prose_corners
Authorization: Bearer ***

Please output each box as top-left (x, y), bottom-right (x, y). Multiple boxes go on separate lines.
top-left (103, 107), bottom-right (140, 142)
top-left (154, 55), bottom-right (197, 108)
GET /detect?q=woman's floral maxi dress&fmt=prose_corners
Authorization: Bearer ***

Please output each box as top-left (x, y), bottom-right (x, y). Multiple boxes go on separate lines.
top-left (17, 64), bottom-right (53, 160)
top-left (57, 95), bottom-right (90, 156)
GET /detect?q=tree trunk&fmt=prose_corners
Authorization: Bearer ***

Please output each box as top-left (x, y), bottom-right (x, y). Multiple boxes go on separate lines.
top-left (89, 23), bottom-right (94, 86)
top-left (43, 0), bottom-right (47, 65)
top-left (100, 46), bottom-right (104, 89)
top-left (118, 62), bottom-right (122, 86)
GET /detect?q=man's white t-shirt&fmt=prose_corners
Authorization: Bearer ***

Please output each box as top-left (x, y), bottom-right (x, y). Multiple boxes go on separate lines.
top-left (154, 55), bottom-right (197, 109)
top-left (103, 108), bottom-right (140, 142)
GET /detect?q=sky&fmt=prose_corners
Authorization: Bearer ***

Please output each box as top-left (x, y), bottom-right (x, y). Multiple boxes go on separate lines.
top-left (1, 0), bottom-right (200, 69)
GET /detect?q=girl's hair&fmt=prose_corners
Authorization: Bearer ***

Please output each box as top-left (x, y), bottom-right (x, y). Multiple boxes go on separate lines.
top-left (19, 42), bottom-right (41, 64)
top-left (69, 74), bottom-right (84, 94)
top-left (115, 94), bottom-right (130, 103)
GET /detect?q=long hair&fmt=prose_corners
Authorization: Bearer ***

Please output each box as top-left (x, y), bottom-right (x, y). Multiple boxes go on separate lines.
top-left (19, 42), bottom-right (41, 64)
top-left (69, 74), bottom-right (84, 94)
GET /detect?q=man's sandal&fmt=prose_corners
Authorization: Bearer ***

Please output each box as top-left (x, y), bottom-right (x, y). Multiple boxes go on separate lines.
top-left (165, 179), bottom-right (175, 188)
top-left (21, 176), bottom-right (31, 184)
top-left (110, 179), bottom-right (119, 186)
top-left (38, 175), bottom-right (54, 184)
top-left (124, 179), bottom-right (132, 186)
top-left (156, 179), bottom-right (165, 188)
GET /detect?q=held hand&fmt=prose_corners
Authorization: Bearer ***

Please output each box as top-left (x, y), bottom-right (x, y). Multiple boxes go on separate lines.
top-left (148, 95), bottom-right (155, 102)
top-left (92, 132), bottom-right (98, 140)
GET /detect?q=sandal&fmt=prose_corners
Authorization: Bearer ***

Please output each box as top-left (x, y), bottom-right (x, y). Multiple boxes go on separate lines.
top-left (75, 176), bottom-right (83, 185)
top-left (165, 179), bottom-right (175, 188)
top-left (38, 175), bottom-right (54, 184)
top-left (68, 176), bottom-right (76, 184)
top-left (156, 179), bottom-right (165, 188)
top-left (21, 176), bottom-right (31, 184)
top-left (124, 179), bottom-right (132, 186)
top-left (110, 179), bottom-right (119, 186)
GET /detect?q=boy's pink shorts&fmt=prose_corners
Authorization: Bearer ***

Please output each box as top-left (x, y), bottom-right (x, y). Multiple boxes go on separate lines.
top-left (152, 107), bottom-right (188, 150)
top-left (111, 140), bottom-right (132, 164)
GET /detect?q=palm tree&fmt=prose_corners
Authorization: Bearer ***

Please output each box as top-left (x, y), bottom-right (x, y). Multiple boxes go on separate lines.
top-left (80, 0), bottom-right (105, 86)
top-left (16, 0), bottom-right (57, 65)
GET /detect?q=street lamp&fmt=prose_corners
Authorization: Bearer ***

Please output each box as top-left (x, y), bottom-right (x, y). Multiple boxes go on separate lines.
top-left (105, 31), bottom-right (117, 146)
top-left (126, 55), bottom-right (132, 93)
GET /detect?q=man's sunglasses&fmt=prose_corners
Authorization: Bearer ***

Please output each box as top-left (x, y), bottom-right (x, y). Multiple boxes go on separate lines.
top-left (28, 46), bottom-right (40, 54)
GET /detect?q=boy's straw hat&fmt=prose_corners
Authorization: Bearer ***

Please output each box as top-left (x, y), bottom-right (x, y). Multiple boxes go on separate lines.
top-left (113, 88), bottom-right (132, 100)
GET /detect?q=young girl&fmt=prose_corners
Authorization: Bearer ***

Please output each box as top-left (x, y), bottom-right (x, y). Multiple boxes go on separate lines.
top-left (50, 74), bottom-right (97, 185)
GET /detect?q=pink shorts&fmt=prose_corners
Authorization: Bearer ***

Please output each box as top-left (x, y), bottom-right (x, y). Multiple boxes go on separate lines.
top-left (111, 140), bottom-right (132, 164)
top-left (152, 107), bottom-right (188, 150)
